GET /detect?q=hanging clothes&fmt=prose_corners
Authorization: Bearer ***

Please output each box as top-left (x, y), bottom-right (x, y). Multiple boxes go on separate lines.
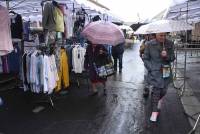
top-left (56, 48), bottom-right (69, 92)
top-left (0, 5), bottom-right (13, 56)
top-left (58, 4), bottom-right (68, 39)
top-left (7, 43), bottom-right (21, 73)
top-left (22, 53), bottom-right (28, 91)
top-left (0, 42), bottom-right (21, 74)
top-left (73, 8), bottom-right (87, 37)
top-left (22, 50), bottom-right (59, 94)
top-left (54, 7), bottom-right (64, 32)
top-left (55, 6), bottom-right (64, 32)
top-left (47, 54), bottom-right (59, 94)
top-left (42, 2), bottom-right (56, 32)
top-left (0, 58), bottom-right (3, 73)
top-left (10, 13), bottom-right (23, 39)
top-left (64, 8), bottom-right (74, 38)
top-left (43, 54), bottom-right (59, 94)
top-left (35, 54), bottom-right (44, 93)
top-left (26, 52), bottom-right (31, 85)
top-left (23, 21), bottom-right (30, 41)
top-left (65, 45), bottom-right (73, 70)
top-left (30, 51), bottom-right (38, 91)
top-left (72, 45), bottom-right (86, 73)
top-left (1, 56), bottom-right (9, 73)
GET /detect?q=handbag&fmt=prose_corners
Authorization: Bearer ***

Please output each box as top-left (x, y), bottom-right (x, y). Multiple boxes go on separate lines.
top-left (104, 62), bottom-right (115, 76)
top-left (93, 60), bottom-right (115, 78)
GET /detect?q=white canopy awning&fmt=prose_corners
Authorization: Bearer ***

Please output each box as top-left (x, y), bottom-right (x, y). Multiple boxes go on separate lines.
top-left (0, 0), bottom-right (122, 22)
top-left (164, 0), bottom-right (200, 23)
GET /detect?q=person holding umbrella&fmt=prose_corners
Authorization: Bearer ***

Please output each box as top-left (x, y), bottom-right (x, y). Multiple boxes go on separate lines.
top-left (143, 32), bottom-right (175, 122)
top-left (139, 34), bottom-right (156, 98)
top-left (81, 21), bottom-right (125, 96)
top-left (84, 42), bottom-right (108, 96)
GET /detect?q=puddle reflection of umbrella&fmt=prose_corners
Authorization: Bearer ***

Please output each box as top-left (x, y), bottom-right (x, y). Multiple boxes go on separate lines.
top-left (135, 20), bottom-right (193, 34)
top-left (81, 21), bottom-right (125, 46)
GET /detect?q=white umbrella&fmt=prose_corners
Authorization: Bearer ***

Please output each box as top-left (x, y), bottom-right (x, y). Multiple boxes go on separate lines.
top-left (119, 25), bottom-right (133, 31)
top-left (127, 30), bottom-right (134, 34)
top-left (135, 20), bottom-right (194, 34)
top-left (134, 24), bottom-right (150, 34)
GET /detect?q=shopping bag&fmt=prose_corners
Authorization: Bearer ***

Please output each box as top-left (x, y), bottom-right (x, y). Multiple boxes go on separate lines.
top-left (104, 62), bottom-right (115, 76)
top-left (93, 61), bottom-right (114, 78)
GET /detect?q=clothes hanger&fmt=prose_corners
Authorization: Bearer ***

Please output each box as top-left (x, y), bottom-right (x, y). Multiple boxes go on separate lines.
top-left (52, 0), bottom-right (59, 8)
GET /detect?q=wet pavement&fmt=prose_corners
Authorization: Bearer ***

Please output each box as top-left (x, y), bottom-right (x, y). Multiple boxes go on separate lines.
top-left (0, 41), bottom-right (192, 134)
top-left (176, 50), bottom-right (200, 101)
top-left (174, 49), bottom-right (200, 133)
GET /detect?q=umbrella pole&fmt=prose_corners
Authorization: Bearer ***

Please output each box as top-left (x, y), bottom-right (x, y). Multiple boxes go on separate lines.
top-left (188, 114), bottom-right (200, 134)
top-left (180, 0), bottom-right (189, 96)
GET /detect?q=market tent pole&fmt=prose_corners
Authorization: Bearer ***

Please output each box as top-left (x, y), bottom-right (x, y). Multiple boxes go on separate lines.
top-left (181, 0), bottom-right (189, 96)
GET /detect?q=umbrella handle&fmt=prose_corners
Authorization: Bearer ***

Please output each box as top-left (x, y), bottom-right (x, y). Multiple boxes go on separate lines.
top-left (163, 42), bottom-right (165, 50)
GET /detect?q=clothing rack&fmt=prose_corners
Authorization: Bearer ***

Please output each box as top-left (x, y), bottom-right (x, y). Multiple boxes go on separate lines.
top-left (23, 44), bottom-right (56, 108)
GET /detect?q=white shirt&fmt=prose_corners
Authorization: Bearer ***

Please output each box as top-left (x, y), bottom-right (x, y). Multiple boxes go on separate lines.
top-left (48, 55), bottom-right (59, 94)
top-left (43, 55), bottom-right (59, 94)
top-left (43, 55), bottom-right (49, 93)
top-left (72, 46), bottom-right (86, 73)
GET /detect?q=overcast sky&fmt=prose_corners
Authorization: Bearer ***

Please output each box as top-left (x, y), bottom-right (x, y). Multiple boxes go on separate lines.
top-left (97, 0), bottom-right (187, 22)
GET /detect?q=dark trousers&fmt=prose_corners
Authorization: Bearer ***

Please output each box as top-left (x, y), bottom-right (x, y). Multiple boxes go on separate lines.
top-left (113, 54), bottom-right (123, 70)
top-left (151, 87), bottom-right (168, 112)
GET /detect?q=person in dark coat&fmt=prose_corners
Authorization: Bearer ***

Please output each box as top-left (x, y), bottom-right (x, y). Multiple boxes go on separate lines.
top-left (139, 34), bottom-right (156, 98)
top-left (143, 32), bottom-right (175, 122)
top-left (112, 42), bottom-right (125, 73)
top-left (84, 43), bottom-right (108, 96)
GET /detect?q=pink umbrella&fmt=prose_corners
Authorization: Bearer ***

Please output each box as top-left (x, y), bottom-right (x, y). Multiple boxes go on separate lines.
top-left (81, 21), bottom-right (125, 46)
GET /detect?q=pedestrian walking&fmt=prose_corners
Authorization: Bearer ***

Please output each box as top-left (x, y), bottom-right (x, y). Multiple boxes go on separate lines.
top-left (143, 32), bottom-right (175, 122)
top-left (112, 42), bottom-right (125, 73)
top-left (84, 42), bottom-right (108, 96)
top-left (139, 34), bottom-right (156, 97)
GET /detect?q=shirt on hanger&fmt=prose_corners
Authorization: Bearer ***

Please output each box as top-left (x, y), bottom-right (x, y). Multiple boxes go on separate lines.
top-left (72, 46), bottom-right (86, 73)
top-left (0, 6), bottom-right (13, 56)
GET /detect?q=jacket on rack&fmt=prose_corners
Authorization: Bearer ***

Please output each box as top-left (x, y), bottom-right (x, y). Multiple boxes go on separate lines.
top-left (55, 6), bottom-right (64, 32)
top-left (42, 2), bottom-right (56, 32)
